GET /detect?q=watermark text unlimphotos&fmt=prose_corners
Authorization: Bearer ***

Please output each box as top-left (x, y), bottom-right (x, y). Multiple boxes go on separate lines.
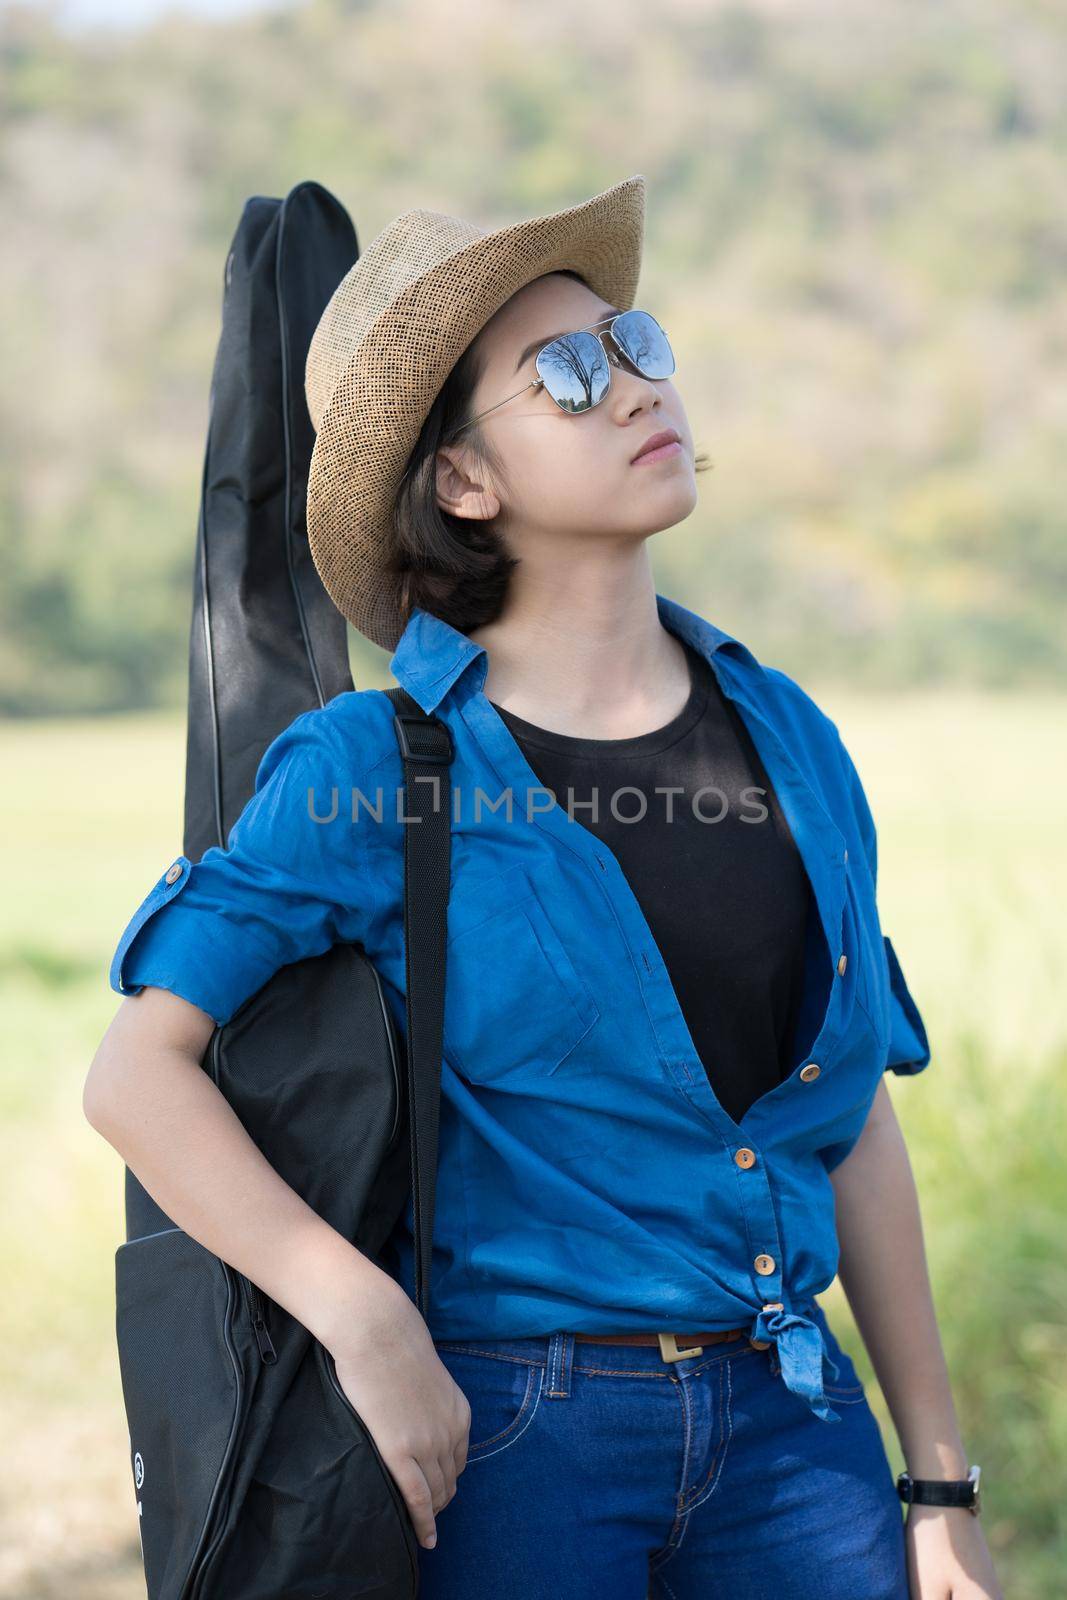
top-left (304, 778), bottom-right (770, 827)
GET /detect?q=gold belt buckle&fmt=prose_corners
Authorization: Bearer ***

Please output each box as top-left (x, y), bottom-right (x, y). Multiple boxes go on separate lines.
top-left (658, 1332), bottom-right (705, 1363)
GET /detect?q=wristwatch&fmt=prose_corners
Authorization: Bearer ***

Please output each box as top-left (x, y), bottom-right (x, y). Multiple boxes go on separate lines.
top-left (896, 1464), bottom-right (981, 1515)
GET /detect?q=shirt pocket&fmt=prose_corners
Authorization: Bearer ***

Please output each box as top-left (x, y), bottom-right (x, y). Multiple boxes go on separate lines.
top-left (443, 861), bottom-right (600, 1086)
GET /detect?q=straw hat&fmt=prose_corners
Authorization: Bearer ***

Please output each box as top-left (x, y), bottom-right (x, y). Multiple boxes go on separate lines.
top-left (303, 173), bottom-right (646, 651)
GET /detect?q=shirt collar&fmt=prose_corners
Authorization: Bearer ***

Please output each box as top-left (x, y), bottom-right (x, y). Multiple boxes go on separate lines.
top-left (389, 592), bottom-right (765, 715)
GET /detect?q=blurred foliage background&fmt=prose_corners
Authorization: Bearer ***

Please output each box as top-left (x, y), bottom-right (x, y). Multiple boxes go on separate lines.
top-left (2, 0), bottom-right (1066, 712)
top-left (1, 0), bottom-right (1064, 1596)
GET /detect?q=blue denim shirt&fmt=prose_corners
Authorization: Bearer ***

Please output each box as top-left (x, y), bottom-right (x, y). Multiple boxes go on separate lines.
top-left (109, 592), bottom-right (930, 1423)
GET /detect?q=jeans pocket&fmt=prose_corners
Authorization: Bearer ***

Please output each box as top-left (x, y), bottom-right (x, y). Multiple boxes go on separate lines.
top-left (435, 1345), bottom-right (545, 1462)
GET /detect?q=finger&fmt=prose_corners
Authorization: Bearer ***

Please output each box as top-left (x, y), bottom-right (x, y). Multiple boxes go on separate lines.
top-left (422, 1452), bottom-right (449, 1515)
top-left (450, 1386), bottom-right (471, 1477)
top-left (433, 1450), bottom-right (459, 1510)
top-left (391, 1457), bottom-right (437, 1548)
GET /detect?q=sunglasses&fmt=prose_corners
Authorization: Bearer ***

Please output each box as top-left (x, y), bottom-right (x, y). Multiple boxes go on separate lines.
top-left (454, 309), bottom-right (676, 433)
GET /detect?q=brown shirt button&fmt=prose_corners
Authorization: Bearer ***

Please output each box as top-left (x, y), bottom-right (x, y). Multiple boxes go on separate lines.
top-left (799, 1062), bottom-right (821, 1082)
top-left (164, 861), bottom-right (183, 885)
top-left (734, 1147), bottom-right (756, 1169)
top-left (837, 953), bottom-right (848, 976)
top-left (754, 1254), bottom-right (776, 1276)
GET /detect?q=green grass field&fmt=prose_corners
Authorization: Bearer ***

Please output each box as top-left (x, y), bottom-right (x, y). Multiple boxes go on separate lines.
top-left (1, 695), bottom-right (1064, 1598)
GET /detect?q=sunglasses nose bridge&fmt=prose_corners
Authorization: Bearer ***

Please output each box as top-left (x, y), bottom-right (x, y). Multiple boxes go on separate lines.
top-left (597, 326), bottom-right (633, 373)
top-left (604, 329), bottom-right (666, 386)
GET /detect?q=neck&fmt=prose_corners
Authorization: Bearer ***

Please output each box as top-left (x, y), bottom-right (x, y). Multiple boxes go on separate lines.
top-left (468, 552), bottom-right (692, 740)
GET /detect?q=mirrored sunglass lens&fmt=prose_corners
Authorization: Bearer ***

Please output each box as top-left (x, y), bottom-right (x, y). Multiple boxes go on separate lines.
top-left (613, 310), bottom-right (675, 379)
top-left (536, 330), bottom-right (610, 413)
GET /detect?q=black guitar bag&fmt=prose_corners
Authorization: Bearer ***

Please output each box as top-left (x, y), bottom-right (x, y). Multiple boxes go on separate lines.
top-left (115, 180), bottom-right (448, 1600)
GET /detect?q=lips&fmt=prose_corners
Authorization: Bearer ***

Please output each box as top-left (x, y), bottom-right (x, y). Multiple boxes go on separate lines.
top-left (630, 427), bottom-right (682, 463)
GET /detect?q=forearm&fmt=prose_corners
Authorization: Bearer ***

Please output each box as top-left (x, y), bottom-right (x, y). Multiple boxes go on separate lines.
top-left (829, 1076), bottom-right (968, 1478)
top-left (86, 1015), bottom-right (406, 1353)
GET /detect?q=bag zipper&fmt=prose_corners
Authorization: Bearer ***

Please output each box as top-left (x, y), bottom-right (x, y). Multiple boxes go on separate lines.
top-left (184, 1266), bottom-right (247, 1600)
top-left (207, 1029), bottom-right (278, 1364)
top-left (239, 1272), bottom-right (278, 1363)
top-left (318, 1342), bottom-right (419, 1586)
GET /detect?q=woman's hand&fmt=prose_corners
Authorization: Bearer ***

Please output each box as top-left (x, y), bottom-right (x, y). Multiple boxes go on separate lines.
top-left (905, 1504), bottom-right (1004, 1599)
top-left (329, 1284), bottom-right (473, 1552)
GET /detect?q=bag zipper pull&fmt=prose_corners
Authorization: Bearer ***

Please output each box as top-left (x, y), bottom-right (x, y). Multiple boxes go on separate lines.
top-left (252, 1313), bottom-right (277, 1363)
top-left (242, 1274), bottom-right (279, 1363)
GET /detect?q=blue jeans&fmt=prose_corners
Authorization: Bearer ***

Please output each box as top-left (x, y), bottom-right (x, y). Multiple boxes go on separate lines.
top-left (418, 1299), bottom-right (908, 1599)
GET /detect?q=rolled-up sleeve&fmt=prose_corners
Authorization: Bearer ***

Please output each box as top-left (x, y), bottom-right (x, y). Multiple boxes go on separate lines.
top-left (108, 709), bottom-right (370, 1027)
top-left (881, 933), bottom-right (931, 1075)
top-left (833, 726), bottom-right (933, 1077)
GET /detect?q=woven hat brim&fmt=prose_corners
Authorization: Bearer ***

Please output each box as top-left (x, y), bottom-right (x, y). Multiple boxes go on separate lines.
top-left (306, 173), bottom-right (645, 652)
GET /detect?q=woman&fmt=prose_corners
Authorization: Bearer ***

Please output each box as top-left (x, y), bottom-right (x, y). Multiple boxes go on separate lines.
top-left (86, 175), bottom-right (1002, 1599)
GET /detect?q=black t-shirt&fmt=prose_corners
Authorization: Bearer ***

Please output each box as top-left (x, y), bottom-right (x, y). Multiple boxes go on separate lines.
top-left (489, 639), bottom-right (813, 1125)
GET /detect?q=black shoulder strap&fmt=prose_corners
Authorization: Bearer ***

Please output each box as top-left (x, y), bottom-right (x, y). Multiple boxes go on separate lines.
top-left (385, 685), bottom-right (453, 1321)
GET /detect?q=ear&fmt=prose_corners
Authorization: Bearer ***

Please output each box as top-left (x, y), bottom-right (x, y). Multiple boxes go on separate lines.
top-left (435, 444), bottom-right (501, 522)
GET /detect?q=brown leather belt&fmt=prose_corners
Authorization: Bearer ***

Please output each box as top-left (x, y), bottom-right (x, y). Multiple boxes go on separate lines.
top-left (573, 1328), bottom-right (752, 1363)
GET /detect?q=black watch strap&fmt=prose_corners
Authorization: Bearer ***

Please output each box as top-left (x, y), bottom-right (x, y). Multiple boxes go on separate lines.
top-left (897, 1465), bottom-right (981, 1514)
